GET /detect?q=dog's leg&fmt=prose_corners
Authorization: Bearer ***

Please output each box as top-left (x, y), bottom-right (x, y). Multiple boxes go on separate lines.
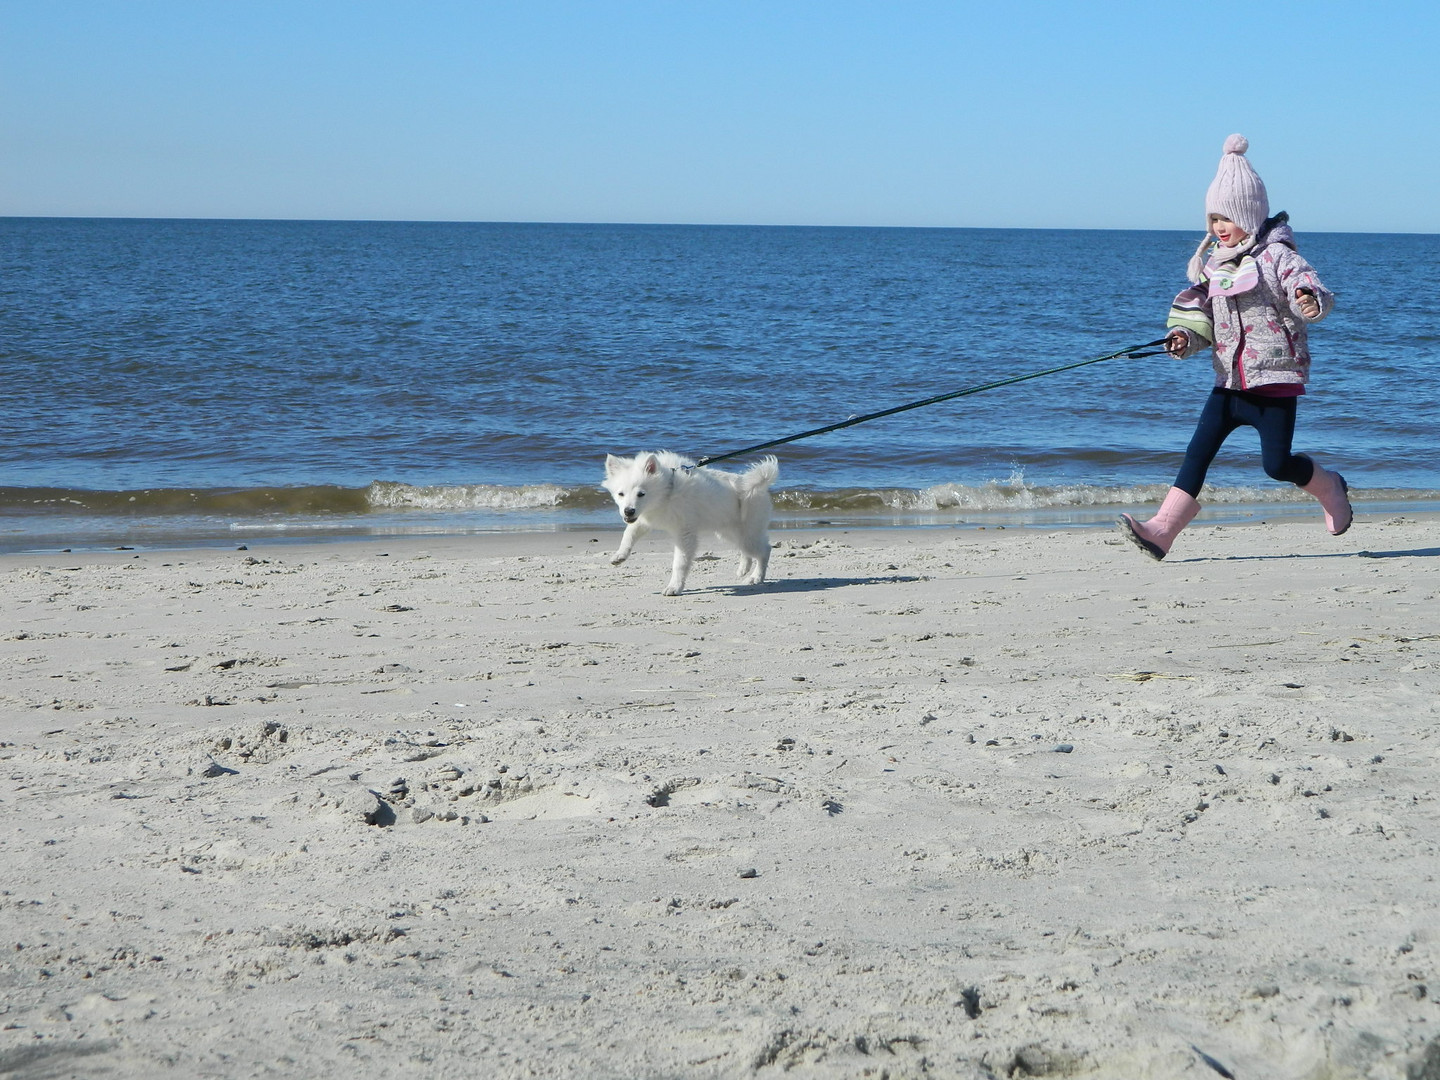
top-left (739, 495), bottom-right (772, 585)
top-left (611, 521), bottom-right (647, 565)
top-left (664, 532), bottom-right (698, 596)
top-left (738, 543), bottom-right (769, 585)
top-left (749, 541), bottom-right (771, 585)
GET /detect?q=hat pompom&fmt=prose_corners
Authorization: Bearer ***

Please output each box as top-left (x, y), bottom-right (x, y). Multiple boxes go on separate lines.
top-left (1222, 134), bottom-right (1249, 155)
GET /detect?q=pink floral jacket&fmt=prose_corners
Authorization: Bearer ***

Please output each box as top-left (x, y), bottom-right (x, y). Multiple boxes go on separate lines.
top-left (1166, 214), bottom-right (1334, 391)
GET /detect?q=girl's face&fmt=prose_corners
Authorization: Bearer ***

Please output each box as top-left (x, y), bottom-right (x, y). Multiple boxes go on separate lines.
top-left (1209, 215), bottom-right (1248, 246)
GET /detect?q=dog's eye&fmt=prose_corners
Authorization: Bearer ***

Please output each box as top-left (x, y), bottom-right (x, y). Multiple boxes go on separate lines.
top-left (636, 491), bottom-right (645, 498)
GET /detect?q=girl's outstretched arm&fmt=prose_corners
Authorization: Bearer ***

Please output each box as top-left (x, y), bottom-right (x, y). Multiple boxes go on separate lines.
top-left (1271, 247), bottom-right (1334, 321)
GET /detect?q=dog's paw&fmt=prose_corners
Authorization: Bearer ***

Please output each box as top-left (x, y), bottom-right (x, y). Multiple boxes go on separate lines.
top-left (662, 584), bottom-right (684, 596)
top-left (609, 552), bottom-right (628, 565)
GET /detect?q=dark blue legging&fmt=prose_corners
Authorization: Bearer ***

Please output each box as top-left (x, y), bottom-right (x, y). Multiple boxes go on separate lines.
top-left (1173, 387), bottom-right (1316, 497)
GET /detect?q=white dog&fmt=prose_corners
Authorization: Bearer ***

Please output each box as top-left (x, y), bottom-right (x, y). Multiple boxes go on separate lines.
top-left (602, 451), bottom-right (779, 596)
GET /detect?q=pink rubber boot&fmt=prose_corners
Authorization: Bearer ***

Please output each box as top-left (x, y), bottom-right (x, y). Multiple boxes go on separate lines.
top-left (1119, 487), bottom-right (1201, 561)
top-left (1300, 461), bottom-right (1352, 535)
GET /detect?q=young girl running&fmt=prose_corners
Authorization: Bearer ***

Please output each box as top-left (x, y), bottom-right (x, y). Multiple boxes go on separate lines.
top-left (1120, 134), bottom-right (1351, 560)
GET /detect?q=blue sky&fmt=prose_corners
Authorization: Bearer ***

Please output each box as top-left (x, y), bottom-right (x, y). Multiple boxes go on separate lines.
top-left (3, 1), bottom-right (1437, 231)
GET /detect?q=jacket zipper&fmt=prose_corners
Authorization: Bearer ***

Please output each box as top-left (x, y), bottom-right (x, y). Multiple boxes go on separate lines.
top-left (1231, 297), bottom-right (1248, 390)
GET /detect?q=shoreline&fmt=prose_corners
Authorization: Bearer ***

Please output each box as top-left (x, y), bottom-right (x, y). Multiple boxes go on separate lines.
top-left (4, 496), bottom-right (1439, 557)
top-left (4, 506), bottom-right (1436, 578)
top-left (3, 516), bottom-right (1438, 1076)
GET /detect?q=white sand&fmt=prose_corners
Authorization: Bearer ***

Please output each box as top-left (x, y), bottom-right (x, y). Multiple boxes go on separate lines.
top-left (3, 515), bottom-right (1439, 1079)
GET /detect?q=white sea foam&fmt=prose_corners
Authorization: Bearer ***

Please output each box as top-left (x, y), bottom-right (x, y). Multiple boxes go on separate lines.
top-left (897, 478), bottom-right (1324, 512)
top-left (366, 481), bottom-right (570, 510)
top-left (773, 468), bottom-right (1332, 514)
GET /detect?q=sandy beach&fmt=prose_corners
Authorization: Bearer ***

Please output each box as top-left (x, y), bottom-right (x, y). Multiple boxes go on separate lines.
top-left (3, 515), bottom-right (1439, 1079)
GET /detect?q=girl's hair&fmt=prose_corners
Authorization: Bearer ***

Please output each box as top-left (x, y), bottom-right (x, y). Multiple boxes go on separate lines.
top-left (1186, 233), bottom-right (1215, 285)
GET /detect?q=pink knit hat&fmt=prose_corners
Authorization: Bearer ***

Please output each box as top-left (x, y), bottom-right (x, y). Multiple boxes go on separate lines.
top-left (1205, 134), bottom-right (1269, 235)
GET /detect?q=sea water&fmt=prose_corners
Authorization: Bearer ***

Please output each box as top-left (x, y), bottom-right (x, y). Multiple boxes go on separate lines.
top-left (1, 218), bottom-right (1436, 551)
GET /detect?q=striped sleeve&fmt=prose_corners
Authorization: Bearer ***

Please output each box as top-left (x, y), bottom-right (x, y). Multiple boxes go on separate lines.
top-left (1166, 283), bottom-right (1213, 344)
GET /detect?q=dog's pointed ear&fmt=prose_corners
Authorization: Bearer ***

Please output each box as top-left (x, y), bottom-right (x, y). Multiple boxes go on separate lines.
top-left (604, 454), bottom-right (625, 478)
top-left (643, 454), bottom-right (659, 475)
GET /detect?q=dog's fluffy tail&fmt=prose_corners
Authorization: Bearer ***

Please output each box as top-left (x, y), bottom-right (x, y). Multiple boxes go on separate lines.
top-left (739, 455), bottom-right (779, 494)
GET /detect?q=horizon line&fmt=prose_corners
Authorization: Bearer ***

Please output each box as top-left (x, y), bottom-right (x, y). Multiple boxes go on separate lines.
top-left (1, 213), bottom-right (1433, 237)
